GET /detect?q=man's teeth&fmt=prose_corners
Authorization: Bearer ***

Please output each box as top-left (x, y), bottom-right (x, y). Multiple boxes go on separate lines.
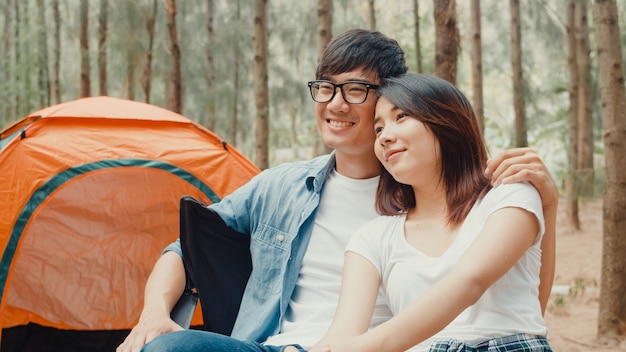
top-left (328, 120), bottom-right (354, 127)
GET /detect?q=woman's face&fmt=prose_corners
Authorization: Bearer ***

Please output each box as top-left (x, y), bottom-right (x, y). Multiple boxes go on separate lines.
top-left (373, 97), bottom-right (441, 187)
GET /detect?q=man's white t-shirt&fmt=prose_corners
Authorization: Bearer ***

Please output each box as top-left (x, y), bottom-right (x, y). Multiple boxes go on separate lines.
top-left (346, 182), bottom-right (548, 351)
top-left (264, 170), bottom-right (393, 348)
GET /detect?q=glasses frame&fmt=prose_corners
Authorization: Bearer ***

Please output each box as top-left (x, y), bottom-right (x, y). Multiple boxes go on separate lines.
top-left (307, 80), bottom-right (380, 105)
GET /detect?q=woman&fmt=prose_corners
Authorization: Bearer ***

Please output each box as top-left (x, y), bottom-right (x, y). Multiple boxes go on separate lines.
top-left (308, 73), bottom-right (551, 351)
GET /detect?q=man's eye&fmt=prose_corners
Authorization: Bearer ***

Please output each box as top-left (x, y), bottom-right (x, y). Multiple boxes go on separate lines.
top-left (347, 85), bottom-right (366, 93)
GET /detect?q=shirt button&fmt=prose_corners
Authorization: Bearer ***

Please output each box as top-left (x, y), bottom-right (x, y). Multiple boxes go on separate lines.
top-left (301, 212), bottom-right (306, 218)
top-left (277, 234), bottom-right (285, 242)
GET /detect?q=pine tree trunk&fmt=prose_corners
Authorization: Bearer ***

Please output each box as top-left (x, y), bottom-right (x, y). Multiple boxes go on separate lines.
top-left (593, 0), bottom-right (626, 342)
top-left (316, 0), bottom-right (333, 155)
top-left (80, 0), bottom-right (91, 98)
top-left (206, 0), bottom-right (216, 130)
top-left (52, 0), bottom-right (61, 104)
top-left (510, 0), bottom-right (527, 147)
top-left (575, 0), bottom-right (594, 197)
top-left (565, 0), bottom-right (581, 230)
top-left (470, 0), bottom-right (483, 133)
top-left (368, 0), bottom-right (376, 30)
top-left (253, 0), bottom-right (269, 170)
top-left (413, 0), bottom-right (422, 73)
top-left (230, 0), bottom-right (240, 147)
top-left (36, 0), bottom-right (50, 107)
top-left (14, 0), bottom-right (21, 115)
top-left (433, 0), bottom-right (459, 84)
top-left (98, 0), bottom-right (108, 96)
top-left (3, 1), bottom-right (13, 122)
top-left (141, 0), bottom-right (157, 104)
top-left (166, 0), bottom-right (182, 113)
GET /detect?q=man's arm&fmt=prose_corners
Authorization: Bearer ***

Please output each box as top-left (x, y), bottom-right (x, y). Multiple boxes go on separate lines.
top-left (116, 251), bottom-right (187, 352)
top-left (485, 147), bottom-right (558, 314)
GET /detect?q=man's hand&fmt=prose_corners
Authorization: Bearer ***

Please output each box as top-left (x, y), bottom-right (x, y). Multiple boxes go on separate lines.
top-left (116, 315), bottom-right (183, 352)
top-left (485, 147), bottom-right (559, 208)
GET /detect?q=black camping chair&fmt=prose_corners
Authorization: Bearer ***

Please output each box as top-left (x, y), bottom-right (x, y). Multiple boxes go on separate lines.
top-left (170, 196), bottom-right (252, 335)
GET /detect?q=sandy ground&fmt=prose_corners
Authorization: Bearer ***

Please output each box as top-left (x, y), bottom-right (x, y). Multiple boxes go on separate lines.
top-left (544, 198), bottom-right (626, 351)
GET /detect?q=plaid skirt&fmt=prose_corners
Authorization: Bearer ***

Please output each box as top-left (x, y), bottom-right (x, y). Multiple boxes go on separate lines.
top-left (428, 333), bottom-right (552, 352)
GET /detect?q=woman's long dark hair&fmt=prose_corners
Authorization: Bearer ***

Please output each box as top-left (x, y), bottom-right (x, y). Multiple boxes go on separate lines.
top-left (375, 74), bottom-right (491, 226)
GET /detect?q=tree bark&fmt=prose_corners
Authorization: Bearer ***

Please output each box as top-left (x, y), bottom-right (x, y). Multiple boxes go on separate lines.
top-left (470, 0), bottom-right (483, 133)
top-left (253, 0), bottom-right (269, 169)
top-left (575, 0), bottom-right (594, 196)
top-left (593, 0), bottom-right (626, 341)
top-left (52, 0), bottom-right (61, 104)
top-left (98, 0), bottom-right (108, 96)
top-left (231, 1), bottom-right (241, 147)
top-left (413, 0), bottom-right (422, 73)
top-left (80, 0), bottom-right (91, 98)
top-left (433, 0), bottom-right (459, 84)
top-left (14, 0), bottom-right (21, 115)
top-left (368, 0), bottom-right (376, 31)
top-left (565, 0), bottom-right (581, 230)
top-left (316, 0), bottom-right (333, 155)
top-left (166, 0), bottom-right (182, 113)
top-left (2, 0), bottom-right (12, 122)
top-left (510, 0), bottom-right (527, 147)
top-left (141, 0), bottom-right (157, 104)
top-left (206, 0), bottom-right (216, 130)
top-left (36, 0), bottom-right (50, 107)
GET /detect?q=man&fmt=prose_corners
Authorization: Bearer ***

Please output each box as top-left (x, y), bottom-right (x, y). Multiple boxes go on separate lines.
top-left (117, 29), bottom-right (557, 352)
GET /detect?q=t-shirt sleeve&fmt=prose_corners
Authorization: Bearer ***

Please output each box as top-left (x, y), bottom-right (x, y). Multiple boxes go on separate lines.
top-left (345, 217), bottom-right (392, 276)
top-left (480, 182), bottom-right (545, 243)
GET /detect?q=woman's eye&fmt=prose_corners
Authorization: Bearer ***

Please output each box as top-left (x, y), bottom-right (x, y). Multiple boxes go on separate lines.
top-left (374, 126), bottom-right (383, 134)
top-left (397, 114), bottom-right (406, 121)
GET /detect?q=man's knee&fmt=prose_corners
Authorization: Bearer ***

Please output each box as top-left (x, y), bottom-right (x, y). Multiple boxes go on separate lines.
top-left (140, 330), bottom-right (190, 352)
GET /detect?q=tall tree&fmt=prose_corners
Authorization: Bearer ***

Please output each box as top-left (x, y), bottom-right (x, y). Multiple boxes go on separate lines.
top-left (470, 0), bottom-right (484, 133)
top-left (166, 0), bottom-right (182, 113)
top-left (510, 0), bottom-right (527, 147)
top-left (36, 0), bottom-right (50, 107)
top-left (206, 0), bottom-right (216, 130)
top-left (593, 0), bottom-right (626, 342)
top-left (575, 0), bottom-right (594, 196)
top-left (52, 0), bottom-right (61, 104)
top-left (317, 0), bottom-right (332, 75)
top-left (433, 0), bottom-right (459, 84)
top-left (231, 0), bottom-right (241, 147)
top-left (141, 0), bottom-right (157, 104)
top-left (98, 0), bottom-right (108, 96)
top-left (253, 0), bottom-right (269, 169)
top-left (316, 0), bottom-right (333, 155)
top-left (14, 0), bottom-right (21, 115)
top-left (2, 1), bottom-right (13, 122)
top-left (367, 0), bottom-right (376, 30)
top-left (413, 0), bottom-right (422, 73)
top-left (566, 0), bottom-right (581, 230)
top-left (80, 0), bottom-right (91, 98)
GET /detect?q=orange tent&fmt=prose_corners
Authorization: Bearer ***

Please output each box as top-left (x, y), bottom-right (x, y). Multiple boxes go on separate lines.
top-left (0, 97), bottom-right (259, 350)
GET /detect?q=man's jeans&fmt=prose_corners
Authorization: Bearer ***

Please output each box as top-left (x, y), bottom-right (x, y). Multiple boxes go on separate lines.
top-left (141, 330), bottom-right (306, 352)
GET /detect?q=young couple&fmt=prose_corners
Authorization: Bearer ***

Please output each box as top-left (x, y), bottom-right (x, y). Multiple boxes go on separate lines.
top-left (118, 29), bottom-right (557, 352)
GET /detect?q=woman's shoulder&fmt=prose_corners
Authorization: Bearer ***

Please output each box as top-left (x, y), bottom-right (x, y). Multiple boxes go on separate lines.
top-left (483, 182), bottom-right (540, 204)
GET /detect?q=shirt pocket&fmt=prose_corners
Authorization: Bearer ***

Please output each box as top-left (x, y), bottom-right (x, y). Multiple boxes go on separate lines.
top-left (249, 223), bottom-right (293, 294)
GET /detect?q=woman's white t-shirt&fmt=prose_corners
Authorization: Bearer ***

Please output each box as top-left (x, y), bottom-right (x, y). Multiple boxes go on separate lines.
top-left (346, 182), bottom-right (548, 351)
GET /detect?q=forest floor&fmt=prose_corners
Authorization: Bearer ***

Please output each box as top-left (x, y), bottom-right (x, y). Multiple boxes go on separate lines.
top-left (544, 198), bottom-right (626, 351)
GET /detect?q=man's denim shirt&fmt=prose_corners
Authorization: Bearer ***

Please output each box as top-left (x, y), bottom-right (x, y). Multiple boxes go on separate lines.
top-left (164, 153), bottom-right (335, 343)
